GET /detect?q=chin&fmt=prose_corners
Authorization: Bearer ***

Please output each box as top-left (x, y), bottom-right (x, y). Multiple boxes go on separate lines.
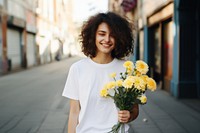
top-left (101, 47), bottom-right (113, 52)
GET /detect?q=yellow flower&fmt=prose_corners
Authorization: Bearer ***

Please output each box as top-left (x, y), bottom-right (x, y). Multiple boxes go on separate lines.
top-left (133, 70), bottom-right (141, 76)
top-left (140, 95), bottom-right (147, 104)
top-left (122, 76), bottom-right (134, 89)
top-left (122, 79), bottom-right (132, 89)
top-left (106, 81), bottom-right (116, 89)
top-left (141, 75), bottom-right (149, 83)
top-left (133, 76), bottom-right (146, 91)
top-left (109, 72), bottom-right (116, 78)
top-left (123, 61), bottom-right (133, 68)
top-left (135, 60), bottom-right (149, 74)
top-left (116, 80), bottom-right (123, 87)
top-left (123, 61), bottom-right (134, 71)
top-left (147, 78), bottom-right (157, 91)
top-left (100, 89), bottom-right (108, 97)
top-left (127, 67), bottom-right (133, 75)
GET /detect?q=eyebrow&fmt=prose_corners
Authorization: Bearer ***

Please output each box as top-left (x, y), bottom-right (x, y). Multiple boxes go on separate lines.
top-left (97, 30), bottom-right (107, 33)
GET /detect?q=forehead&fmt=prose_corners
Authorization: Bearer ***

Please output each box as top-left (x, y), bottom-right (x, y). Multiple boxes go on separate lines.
top-left (97, 22), bottom-right (111, 32)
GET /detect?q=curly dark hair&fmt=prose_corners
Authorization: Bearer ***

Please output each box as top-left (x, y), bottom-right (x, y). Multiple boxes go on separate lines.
top-left (79, 12), bottom-right (135, 59)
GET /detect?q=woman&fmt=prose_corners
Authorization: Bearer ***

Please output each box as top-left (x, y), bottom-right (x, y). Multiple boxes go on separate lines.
top-left (62, 12), bottom-right (139, 133)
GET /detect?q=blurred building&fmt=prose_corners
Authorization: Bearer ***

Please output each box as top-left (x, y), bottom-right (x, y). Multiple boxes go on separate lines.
top-left (109, 0), bottom-right (200, 98)
top-left (137, 0), bottom-right (175, 94)
top-left (137, 0), bottom-right (200, 98)
top-left (0, 0), bottom-right (109, 75)
top-left (0, 0), bottom-right (33, 74)
top-left (0, 0), bottom-right (72, 75)
top-left (36, 0), bottom-right (75, 64)
top-left (109, 0), bottom-right (137, 21)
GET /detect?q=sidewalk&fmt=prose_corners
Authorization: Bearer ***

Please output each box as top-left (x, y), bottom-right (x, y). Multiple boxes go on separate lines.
top-left (1, 56), bottom-right (199, 133)
top-left (130, 89), bottom-right (200, 133)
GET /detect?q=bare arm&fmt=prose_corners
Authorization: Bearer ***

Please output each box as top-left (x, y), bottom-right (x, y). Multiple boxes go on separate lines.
top-left (68, 99), bottom-right (80, 133)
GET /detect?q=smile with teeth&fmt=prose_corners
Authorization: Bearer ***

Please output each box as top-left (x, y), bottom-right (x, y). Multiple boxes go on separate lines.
top-left (101, 43), bottom-right (112, 48)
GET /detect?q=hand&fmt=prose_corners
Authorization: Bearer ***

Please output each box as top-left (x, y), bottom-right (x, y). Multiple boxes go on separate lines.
top-left (118, 110), bottom-right (131, 123)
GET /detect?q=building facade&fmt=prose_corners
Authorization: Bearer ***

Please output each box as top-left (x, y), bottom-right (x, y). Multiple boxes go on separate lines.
top-left (36, 0), bottom-right (71, 64)
top-left (137, 0), bottom-right (200, 98)
top-left (0, 0), bottom-right (28, 74)
top-left (109, 0), bottom-right (200, 98)
top-left (0, 0), bottom-right (71, 75)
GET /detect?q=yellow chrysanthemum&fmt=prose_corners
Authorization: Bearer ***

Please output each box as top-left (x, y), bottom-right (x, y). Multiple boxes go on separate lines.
top-left (127, 75), bottom-right (135, 80)
top-left (141, 75), bottom-right (149, 83)
top-left (140, 95), bottom-right (147, 104)
top-left (133, 76), bottom-right (146, 91)
top-left (147, 78), bottom-right (157, 91)
top-left (133, 70), bottom-right (141, 76)
top-left (123, 61), bottom-right (134, 70)
top-left (122, 76), bottom-right (135, 89)
top-left (109, 72), bottom-right (117, 78)
top-left (106, 81), bottom-right (116, 89)
top-left (135, 60), bottom-right (149, 74)
top-left (116, 80), bottom-right (123, 87)
top-left (100, 89), bottom-right (108, 97)
top-left (127, 67), bottom-right (133, 75)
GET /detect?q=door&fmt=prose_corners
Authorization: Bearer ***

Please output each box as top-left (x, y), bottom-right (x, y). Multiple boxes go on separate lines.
top-left (149, 25), bottom-right (162, 88)
top-left (163, 20), bottom-right (173, 92)
top-left (7, 28), bottom-right (21, 70)
top-left (27, 33), bottom-right (36, 67)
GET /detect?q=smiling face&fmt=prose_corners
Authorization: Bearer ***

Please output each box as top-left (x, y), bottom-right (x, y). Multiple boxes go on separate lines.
top-left (95, 22), bottom-right (115, 58)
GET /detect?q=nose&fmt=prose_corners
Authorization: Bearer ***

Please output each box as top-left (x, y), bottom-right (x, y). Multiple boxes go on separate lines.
top-left (104, 35), bottom-right (110, 42)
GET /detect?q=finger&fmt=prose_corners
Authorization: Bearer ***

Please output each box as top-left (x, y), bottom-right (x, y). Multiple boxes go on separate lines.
top-left (118, 115), bottom-right (125, 121)
top-left (118, 111), bottom-right (129, 118)
top-left (119, 117), bottom-right (129, 123)
top-left (118, 114), bottom-right (131, 123)
top-left (118, 115), bottom-right (129, 121)
top-left (119, 111), bottom-right (130, 118)
top-left (118, 110), bottom-right (129, 114)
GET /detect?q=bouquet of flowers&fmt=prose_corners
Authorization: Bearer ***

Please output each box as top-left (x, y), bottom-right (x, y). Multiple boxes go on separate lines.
top-left (100, 60), bottom-right (157, 133)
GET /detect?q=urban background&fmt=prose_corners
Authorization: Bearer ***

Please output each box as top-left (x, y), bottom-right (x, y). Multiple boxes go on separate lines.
top-left (1, 0), bottom-right (199, 99)
top-left (0, 0), bottom-right (89, 73)
top-left (0, 0), bottom-right (200, 132)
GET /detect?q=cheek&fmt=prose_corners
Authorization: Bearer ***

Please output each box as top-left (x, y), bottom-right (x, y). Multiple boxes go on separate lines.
top-left (111, 39), bottom-right (116, 47)
top-left (95, 36), bottom-right (99, 43)
top-left (96, 36), bottom-right (103, 42)
top-left (95, 37), bottom-right (100, 46)
top-left (111, 37), bottom-right (115, 43)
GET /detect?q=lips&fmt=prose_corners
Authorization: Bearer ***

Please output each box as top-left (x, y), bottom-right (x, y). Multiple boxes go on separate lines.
top-left (101, 43), bottom-right (112, 48)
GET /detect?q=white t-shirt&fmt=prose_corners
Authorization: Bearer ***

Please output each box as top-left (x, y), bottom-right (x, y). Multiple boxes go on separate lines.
top-left (62, 57), bottom-right (129, 133)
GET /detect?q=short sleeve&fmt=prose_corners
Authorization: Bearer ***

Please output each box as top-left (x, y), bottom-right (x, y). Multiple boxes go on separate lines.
top-left (62, 64), bottom-right (79, 100)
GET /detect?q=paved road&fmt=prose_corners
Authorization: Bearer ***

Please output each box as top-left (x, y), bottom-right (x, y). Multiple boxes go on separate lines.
top-left (0, 56), bottom-right (200, 133)
top-left (0, 56), bottom-right (82, 133)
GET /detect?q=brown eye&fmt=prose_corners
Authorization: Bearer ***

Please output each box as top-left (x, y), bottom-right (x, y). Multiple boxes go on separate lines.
top-left (98, 33), bottom-right (105, 36)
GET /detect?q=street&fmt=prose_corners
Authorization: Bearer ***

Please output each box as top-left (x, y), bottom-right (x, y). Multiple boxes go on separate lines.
top-left (0, 56), bottom-right (82, 133)
top-left (0, 56), bottom-right (200, 133)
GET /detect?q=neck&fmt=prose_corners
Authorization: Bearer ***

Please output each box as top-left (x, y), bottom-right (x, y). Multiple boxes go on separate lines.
top-left (91, 55), bottom-right (114, 64)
